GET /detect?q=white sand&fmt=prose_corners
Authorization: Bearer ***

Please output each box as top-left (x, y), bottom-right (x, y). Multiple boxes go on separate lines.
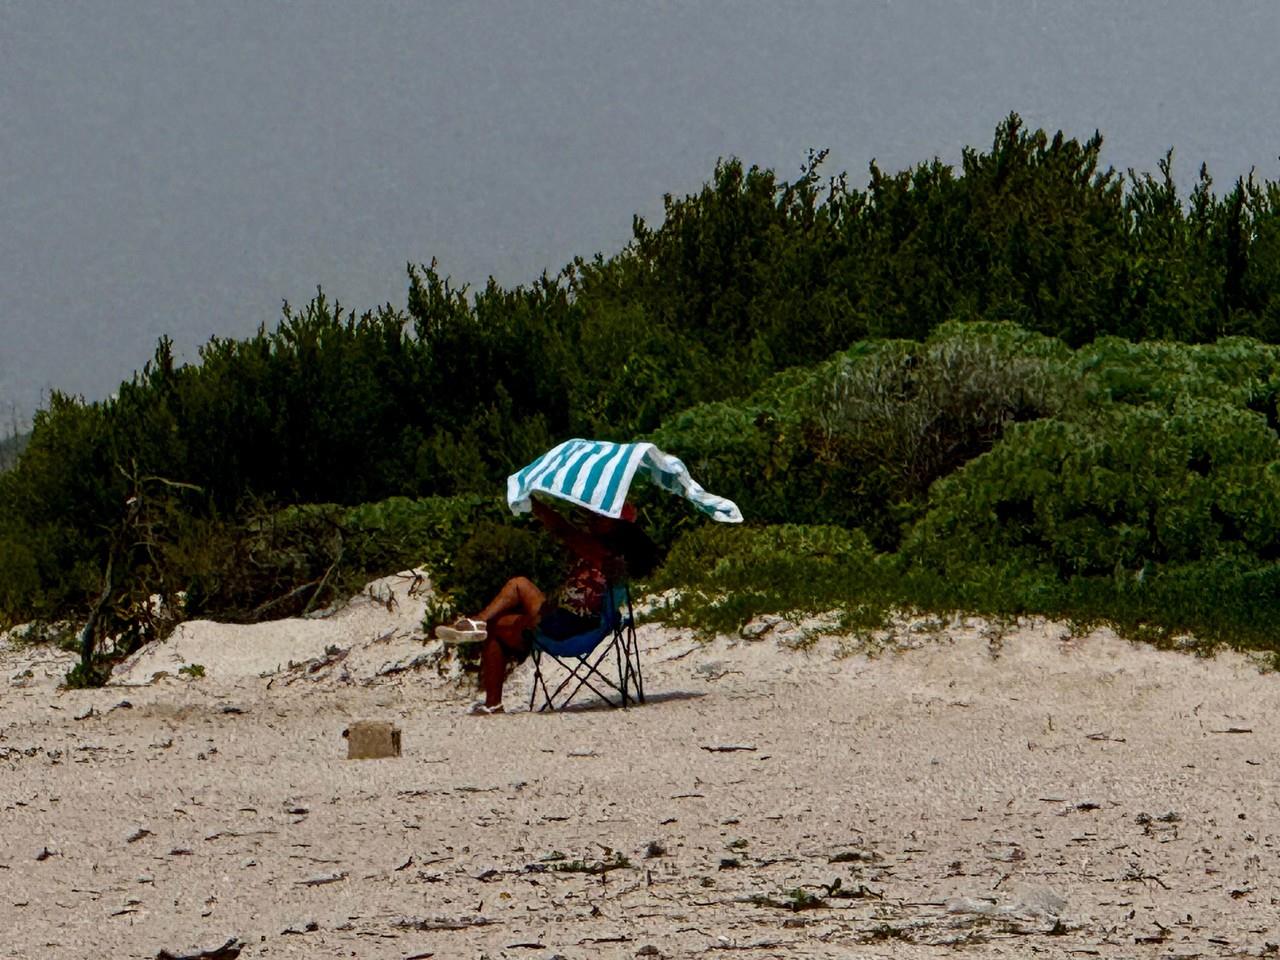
top-left (2, 582), bottom-right (1279, 959)
top-left (108, 570), bottom-right (441, 685)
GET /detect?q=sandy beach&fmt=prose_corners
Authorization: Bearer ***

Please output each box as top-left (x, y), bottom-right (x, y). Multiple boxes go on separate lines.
top-left (2, 573), bottom-right (1279, 959)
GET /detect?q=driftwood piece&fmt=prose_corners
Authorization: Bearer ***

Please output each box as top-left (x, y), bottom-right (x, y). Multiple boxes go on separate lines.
top-left (392, 915), bottom-right (497, 931)
top-left (297, 871), bottom-right (347, 886)
top-left (155, 938), bottom-right (243, 960)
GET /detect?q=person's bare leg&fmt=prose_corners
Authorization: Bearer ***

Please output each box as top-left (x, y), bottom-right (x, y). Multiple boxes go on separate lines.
top-left (475, 577), bottom-right (544, 624)
top-left (466, 579), bottom-right (544, 713)
top-left (480, 612), bottom-right (537, 707)
top-left (479, 636), bottom-right (506, 708)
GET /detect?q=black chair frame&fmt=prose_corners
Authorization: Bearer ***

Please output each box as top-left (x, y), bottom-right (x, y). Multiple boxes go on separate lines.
top-left (527, 584), bottom-right (644, 712)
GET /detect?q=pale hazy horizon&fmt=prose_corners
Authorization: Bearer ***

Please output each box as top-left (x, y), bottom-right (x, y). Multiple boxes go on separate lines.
top-left (4, 1), bottom-right (1280, 428)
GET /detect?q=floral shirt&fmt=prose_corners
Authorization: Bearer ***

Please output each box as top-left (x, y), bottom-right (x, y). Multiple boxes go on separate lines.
top-left (556, 557), bottom-right (608, 617)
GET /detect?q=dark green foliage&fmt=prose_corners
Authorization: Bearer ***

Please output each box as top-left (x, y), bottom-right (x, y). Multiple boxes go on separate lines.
top-left (651, 400), bottom-right (805, 527)
top-left (617, 150), bottom-right (862, 395)
top-left (170, 495), bottom-right (517, 623)
top-left (0, 535), bottom-right (41, 624)
top-left (649, 523), bottom-right (888, 636)
top-left (174, 503), bottom-right (349, 623)
top-left (0, 394), bottom-right (117, 621)
top-left (651, 322), bottom-right (1069, 547)
top-left (13, 115), bottom-right (1280, 668)
top-left (643, 329), bottom-right (1280, 652)
top-left (436, 521), bottom-right (567, 623)
top-left (0, 427), bottom-right (28, 473)
top-left (1068, 336), bottom-right (1280, 425)
top-left (341, 495), bottom-right (507, 581)
top-left (905, 403), bottom-right (1278, 576)
top-left (63, 659), bottom-right (109, 690)
top-left (348, 494), bottom-right (567, 624)
top-left (797, 323), bottom-right (1069, 545)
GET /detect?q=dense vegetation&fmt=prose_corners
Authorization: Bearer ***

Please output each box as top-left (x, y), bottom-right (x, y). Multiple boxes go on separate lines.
top-left (8, 114), bottom-right (1280, 683)
top-left (0, 428), bottom-right (28, 473)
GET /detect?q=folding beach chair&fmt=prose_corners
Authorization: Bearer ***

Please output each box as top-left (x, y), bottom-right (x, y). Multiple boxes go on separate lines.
top-left (527, 584), bottom-right (644, 712)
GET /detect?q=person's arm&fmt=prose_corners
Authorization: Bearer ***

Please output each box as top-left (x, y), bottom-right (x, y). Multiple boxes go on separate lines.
top-left (618, 524), bottom-right (660, 579)
top-left (532, 499), bottom-right (609, 564)
top-left (531, 498), bottom-right (571, 537)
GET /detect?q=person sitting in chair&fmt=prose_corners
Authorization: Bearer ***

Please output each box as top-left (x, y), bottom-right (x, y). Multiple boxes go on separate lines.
top-left (438, 498), bottom-right (657, 715)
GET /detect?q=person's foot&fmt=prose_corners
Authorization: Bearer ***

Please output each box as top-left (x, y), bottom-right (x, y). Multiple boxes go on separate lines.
top-left (467, 701), bottom-right (504, 716)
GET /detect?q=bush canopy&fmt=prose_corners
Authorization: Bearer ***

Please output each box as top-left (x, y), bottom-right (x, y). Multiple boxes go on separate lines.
top-left (9, 114), bottom-right (1280, 679)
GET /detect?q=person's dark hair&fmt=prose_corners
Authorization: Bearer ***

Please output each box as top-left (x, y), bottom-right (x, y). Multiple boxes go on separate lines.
top-left (606, 520), bottom-right (659, 579)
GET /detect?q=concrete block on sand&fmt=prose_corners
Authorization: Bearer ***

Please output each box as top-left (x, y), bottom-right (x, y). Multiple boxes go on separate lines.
top-left (343, 720), bottom-right (401, 759)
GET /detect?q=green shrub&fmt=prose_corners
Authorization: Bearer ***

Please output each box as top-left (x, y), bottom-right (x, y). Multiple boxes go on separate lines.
top-left (814, 324), bottom-right (1068, 475)
top-left (434, 521), bottom-right (567, 622)
top-left (63, 659), bottom-right (108, 690)
top-left (0, 537), bottom-right (41, 623)
top-left (342, 494), bottom-right (508, 580)
top-left (1098, 559), bottom-right (1280, 650)
top-left (904, 398), bottom-right (1280, 578)
top-left (650, 523), bottom-right (890, 635)
top-left (1069, 336), bottom-right (1280, 413)
top-left (175, 495), bottom-right (519, 623)
top-left (651, 322), bottom-right (1071, 547)
top-left (650, 401), bottom-right (806, 527)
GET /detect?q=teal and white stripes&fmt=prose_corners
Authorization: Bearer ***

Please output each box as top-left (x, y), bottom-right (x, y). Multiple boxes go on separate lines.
top-left (508, 439), bottom-right (743, 523)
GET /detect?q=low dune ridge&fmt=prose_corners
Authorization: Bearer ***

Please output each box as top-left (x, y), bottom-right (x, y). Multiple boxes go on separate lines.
top-left (2, 575), bottom-right (1278, 959)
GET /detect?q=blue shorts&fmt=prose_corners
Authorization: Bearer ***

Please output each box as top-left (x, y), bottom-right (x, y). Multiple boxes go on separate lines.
top-left (538, 606), bottom-right (601, 640)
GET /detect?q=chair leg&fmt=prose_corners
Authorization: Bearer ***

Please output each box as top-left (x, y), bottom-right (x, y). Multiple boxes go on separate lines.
top-left (613, 635), bottom-right (626, 706)
top-left (529, 650), bottom-right (557, 713)
top-left (631, 624), bottom-right (645, 704)
top-left (528, 650), bottom-right (538, 712)
top-left (615, 622), bottom-right (642, 706)
top-left (538, 640), bottom-right (634, 711)
top-left (555, 646), bottom-right (624, 709)
top-left (619, 590), bottom-right (643, 705)
top-left (529, 596), bottom-right (647, 711)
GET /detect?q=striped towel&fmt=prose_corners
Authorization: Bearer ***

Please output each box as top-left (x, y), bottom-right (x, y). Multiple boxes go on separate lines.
top-left (507, 439), bottom-right (743, 523)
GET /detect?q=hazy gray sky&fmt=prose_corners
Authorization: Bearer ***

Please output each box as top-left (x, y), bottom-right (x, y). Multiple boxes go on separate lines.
top-left (3, 1), bottom-right (1279, 425)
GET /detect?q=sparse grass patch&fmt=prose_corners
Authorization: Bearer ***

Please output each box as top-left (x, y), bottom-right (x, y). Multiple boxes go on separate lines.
top-left (823, 877), bottom-right (883, 900)
top-left (528, 851), bottom-right (632, 876)
top-left (829, 850), bottom-right (879, 865)
top-left (862, 923), bottom-right (914, 942)
top-left (745, 887), bottom-right (828, 912)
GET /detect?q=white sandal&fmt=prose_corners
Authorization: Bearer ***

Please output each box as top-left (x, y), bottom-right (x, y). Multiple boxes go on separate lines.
top-left (436, 626), bottom-right (485, 644)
